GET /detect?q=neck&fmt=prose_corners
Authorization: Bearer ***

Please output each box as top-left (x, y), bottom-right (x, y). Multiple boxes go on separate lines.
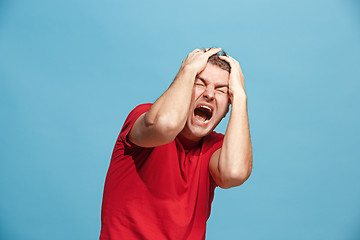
top-left (178, 127), bottom-right (202, 143)
top-left (177, 133), bottom-right (201, 150)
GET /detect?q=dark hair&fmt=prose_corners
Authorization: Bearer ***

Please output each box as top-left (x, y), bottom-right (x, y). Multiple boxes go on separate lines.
top-left (207, 49), bottom-right (231, 73)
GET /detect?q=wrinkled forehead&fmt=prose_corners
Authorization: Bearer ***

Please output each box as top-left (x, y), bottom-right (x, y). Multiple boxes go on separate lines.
top-left (197, 63), bottom-right (230, 86)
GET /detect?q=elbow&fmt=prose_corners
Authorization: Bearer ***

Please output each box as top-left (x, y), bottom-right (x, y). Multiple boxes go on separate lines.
top-left (157, 114), bottom-right (183, 138)
top-left (145, 113), bottom-right (183, 142)
top-left (218, 157), bottom-right (253, 189)
top-left (219, 170), bottom-right (251, 189)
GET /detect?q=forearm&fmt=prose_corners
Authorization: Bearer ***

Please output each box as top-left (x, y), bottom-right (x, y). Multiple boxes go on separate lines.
top-left (129, 48), bottom-right (222, 147)
top-left (219, 94), bottom-right (253, 187)
top-left (145, 66), bottom-right (196, 139)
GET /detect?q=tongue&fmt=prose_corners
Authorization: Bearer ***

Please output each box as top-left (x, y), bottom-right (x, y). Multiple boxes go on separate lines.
top-left (194, 108), bottom-right (208, 122)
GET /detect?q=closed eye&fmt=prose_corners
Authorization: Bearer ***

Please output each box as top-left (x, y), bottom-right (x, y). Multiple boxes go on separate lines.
top-left (194, 78), bottom-right (205, 87)
top-left (216, 87), bottom-right (228, 94)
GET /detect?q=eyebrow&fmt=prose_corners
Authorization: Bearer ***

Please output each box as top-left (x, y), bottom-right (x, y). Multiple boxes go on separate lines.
top-left (196, 76), bottom-right (229, 89)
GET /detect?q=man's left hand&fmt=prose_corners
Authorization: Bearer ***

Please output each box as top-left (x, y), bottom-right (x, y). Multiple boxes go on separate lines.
top-left (219, 55), bottom-right (246, 102)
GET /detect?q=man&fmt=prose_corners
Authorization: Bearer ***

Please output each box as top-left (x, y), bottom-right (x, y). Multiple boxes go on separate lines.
top-left (100, 48), bottom-right (252, 240)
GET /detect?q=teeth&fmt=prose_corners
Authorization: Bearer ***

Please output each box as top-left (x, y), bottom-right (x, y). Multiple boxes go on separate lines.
top-left (200, 105), bottom-right (212, 112)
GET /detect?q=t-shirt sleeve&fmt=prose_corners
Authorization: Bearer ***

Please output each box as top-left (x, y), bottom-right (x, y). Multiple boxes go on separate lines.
top-left (118, 103), bottom-right (152, 148)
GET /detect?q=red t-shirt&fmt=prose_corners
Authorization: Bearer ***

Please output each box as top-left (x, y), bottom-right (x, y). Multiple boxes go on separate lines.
top-left (100, 103), bottom-right (224, 240)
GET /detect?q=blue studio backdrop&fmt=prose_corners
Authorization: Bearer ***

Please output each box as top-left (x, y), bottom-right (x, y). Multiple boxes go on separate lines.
top-left (0, 0), bottom-right (359, 239)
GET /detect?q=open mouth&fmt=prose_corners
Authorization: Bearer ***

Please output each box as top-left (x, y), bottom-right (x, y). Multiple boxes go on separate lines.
top-left (194, 105), bottom-right (213, 122)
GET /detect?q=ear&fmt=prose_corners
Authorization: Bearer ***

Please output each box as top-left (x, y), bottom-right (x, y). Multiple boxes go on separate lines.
top-left (223, 101), bottom-right (230, 118)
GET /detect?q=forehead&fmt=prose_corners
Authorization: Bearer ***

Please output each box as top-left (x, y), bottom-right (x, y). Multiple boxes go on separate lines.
top-left (197, 63), bottom-right (229, 86)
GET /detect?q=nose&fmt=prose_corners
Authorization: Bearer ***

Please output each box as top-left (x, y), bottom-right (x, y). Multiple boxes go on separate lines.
top-left (203, 86), bottom-right (215, 100)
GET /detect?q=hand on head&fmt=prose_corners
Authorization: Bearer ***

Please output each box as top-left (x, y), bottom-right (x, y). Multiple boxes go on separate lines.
top-left (219, 55), bottom-right (246, 101)
top-left (181, 48), bottom-right (222, 74)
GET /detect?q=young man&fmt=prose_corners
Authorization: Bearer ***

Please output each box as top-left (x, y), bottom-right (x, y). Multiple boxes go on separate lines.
top-left (100, 48), bottom-right (252, 240)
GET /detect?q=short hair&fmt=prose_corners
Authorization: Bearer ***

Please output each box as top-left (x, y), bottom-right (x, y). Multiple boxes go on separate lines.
top-left (207, 49), bottom-right (231, 73)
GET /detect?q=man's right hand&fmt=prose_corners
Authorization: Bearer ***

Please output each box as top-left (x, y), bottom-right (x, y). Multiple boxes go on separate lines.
top-left (180, 48), bottom-right (222, 75)
top-left (129, 47), bottom-right (221, 148)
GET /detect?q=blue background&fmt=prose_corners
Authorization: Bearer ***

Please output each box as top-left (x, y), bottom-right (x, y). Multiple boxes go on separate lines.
top-left (1, 0), bottom-right (359, 239)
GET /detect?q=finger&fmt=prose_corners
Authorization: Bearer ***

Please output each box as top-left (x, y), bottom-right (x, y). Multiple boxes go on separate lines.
top-left (229, 56), bottom-right (243, 75)
top-left (219, 55), bottom-right (234, 66)
top-left (201, 47), bottom-right (212, 52)
top-left (227, 55), bottom-right (241, 69)
top-left (220, 55), bottom-right (241, 69)
top-left (188, 48), bottom-right (202, 56)
top-left (204, 47), bottom-right (221, 55)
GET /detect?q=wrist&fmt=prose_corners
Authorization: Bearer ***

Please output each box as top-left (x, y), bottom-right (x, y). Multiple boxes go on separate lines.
top-left (230, 90), bottom-right (247, 105)
top-left (173, 65), bottom-right (197, 86)
top-left (181, 65), bottom-right (198, 77)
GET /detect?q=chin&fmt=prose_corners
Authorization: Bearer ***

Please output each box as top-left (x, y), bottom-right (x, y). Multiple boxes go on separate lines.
top-left (188, 125), bottom-right (214, 140)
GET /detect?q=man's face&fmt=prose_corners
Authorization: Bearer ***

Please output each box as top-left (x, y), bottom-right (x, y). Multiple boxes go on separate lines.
top-left (180, 63), bottom-right (230, 141)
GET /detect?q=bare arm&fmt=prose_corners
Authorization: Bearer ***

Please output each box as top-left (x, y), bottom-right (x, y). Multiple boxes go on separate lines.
top-left (129, 48), bottom-right (222, 147)
top-left (209, 55), bottom-right (253, 189)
